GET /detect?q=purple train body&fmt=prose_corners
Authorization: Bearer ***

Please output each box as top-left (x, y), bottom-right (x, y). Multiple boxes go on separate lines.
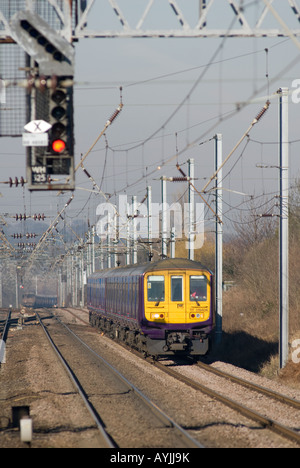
top-left (87, 258), bottom-right (215, 358)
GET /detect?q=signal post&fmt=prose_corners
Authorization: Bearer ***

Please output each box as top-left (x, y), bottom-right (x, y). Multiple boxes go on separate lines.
top-left (10, 10), bottom-right (75, 191)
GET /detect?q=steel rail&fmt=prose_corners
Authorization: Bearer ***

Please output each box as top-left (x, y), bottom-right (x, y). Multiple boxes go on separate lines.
top-left (53, 313), bottom-right (204, 449)
top-left (196, 361), bottom-right (300, 410)
top-left (0, 308), bottom-right (11, 365)
top-left (66, 307), bottom-right (300, 445)
top-left (36, 311), bottom-right (116, 448)
top-left (152, 361), bottom-right (300, 446)
top-left (63, 308), bottom-right (90, 326)
top-left (0, 309), bottom-right (11, 339)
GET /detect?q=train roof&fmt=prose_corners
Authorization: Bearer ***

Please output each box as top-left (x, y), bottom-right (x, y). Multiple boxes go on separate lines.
top-left (88, 258), bottom-right (213, 280)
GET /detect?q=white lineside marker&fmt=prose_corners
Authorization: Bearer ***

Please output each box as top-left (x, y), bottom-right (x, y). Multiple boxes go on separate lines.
top-left (20, 418), bottom-right (32, 443)
top-left (0, 339), bottom-right (6, 364)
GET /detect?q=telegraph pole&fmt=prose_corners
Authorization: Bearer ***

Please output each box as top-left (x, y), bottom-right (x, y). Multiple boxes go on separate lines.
top-left (279, 88), bottom-right (289, 369)
top-left (188, 159), bottom-right (195, 260)
top-left (107, 212), bottom-right (112, 269)
top-left (215, 134), bottom-right (223, 345)
top-left (147, 186), bottom-right (153, 261)
top-left (91, 226), bottom-right (95, 273)
top-left (132, 196), bottom-right (138, 264)
top-left (161, 177), bottom-right (168, 258)
top-left (126, 197), bottom-right (131, 265)
top-left (112, 211), bottom-right (118, 268)
top-left (170, 227), bottom-right (176, 258)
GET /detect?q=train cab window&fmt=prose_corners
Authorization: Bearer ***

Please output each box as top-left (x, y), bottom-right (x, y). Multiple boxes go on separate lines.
top-left (171, 276), bottom-right (183, 302)
top-left (190, 276), bottom-right (207, 302)
top-left (147, 276), bottom-right (165, 302)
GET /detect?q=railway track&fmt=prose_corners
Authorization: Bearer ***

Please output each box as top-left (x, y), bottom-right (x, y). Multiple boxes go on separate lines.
top-left (37, 310), bottom-right (204, 449)
top-left (0, 308), bottom-right (11, 333)
top-left (152, 359), bottom-right (300, 446)
top-left (36, 311), bottom-right (114, 448)
top-left (0, 308), bottom-right (11, 365)
top-left (55, 307), bottom-right (300, 447)
top-left (196, 361), bottom-right (300, 410)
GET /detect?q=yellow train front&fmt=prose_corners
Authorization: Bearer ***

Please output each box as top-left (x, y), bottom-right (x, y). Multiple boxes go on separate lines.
top-left (88, 258), bottom-right (215, 358)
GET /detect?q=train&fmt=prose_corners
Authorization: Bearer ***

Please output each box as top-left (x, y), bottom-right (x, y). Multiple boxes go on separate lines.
top-left (87, 258), bottom-right (215, 358)
top-left (22, 293), bottom-right (58, 309)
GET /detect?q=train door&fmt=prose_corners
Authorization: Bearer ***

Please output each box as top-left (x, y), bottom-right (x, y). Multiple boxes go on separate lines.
top-left (168, 272), bottom-right (187, 324)
top-left (145, 274), bottom-right (168, 322)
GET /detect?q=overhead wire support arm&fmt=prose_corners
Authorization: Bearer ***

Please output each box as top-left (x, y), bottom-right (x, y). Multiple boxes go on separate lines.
top-left (57, 87), bottom-right (123, 195)
top-left (74, 87), bottom-right (123, 173)
top-left (80, 161), bottom-right (132, 240)
top-left (80, 162), bottom-right (119, 211)
top-left (202, 100), bottom-right (271, 194)
top-left (28, 195), bottom-right (74, 259)
top-left (176, 164), bottom-right (222, 225)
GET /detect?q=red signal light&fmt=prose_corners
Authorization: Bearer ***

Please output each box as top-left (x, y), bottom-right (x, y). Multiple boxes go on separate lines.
top-left (52, 139), bottom-right (66, 153)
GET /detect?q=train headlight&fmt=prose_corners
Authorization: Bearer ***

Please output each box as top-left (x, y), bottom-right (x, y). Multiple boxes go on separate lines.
top-left (190, 313), bottom-right (203, 319)
top-left (151, 313), bottom-right (165, 320)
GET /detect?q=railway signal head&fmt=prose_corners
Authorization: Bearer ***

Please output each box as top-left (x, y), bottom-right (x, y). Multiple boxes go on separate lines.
top-left (25, 77), bottom-right (75, 191)
top-left (48, 77), bottom-right (74, 166)
top-left (10, 10), bottom-right (75, 191)
top-left (51, 138), bottom-right (66, 154)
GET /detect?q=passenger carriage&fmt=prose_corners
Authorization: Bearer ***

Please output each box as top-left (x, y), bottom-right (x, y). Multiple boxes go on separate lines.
top-left (87, 258), bottom-right (215, 358)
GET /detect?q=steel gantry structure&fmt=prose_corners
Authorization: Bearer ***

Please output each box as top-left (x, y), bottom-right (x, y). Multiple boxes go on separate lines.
top-left (1, 0), bottom-right (300, 41)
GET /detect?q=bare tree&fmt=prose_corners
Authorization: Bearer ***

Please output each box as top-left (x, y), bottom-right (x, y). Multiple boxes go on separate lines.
top-left (232, 198), bottom-right (277, 249)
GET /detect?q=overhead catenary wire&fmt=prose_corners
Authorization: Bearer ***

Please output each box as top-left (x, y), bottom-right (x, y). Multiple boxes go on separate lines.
top-left (57, 87), bottom-right (123, 196)
top-left (98, 82), bottom-right (285, 202)
top-left (108, 16), bottom-right (237, 155)
top-left (9, 23), bottom-right (300, 268)
top-left (175, 163), bottom-right (222, 225)
top-left (75, 87), bottom-right (123, 173)
top-left (76, 55), bottom-right (298, 207)
top-left (201, 100), bottom-right (271, 194)
top-left (105, 42), bottom-right (300, 199)
top-left (25, 194), bottom-right (75, 263)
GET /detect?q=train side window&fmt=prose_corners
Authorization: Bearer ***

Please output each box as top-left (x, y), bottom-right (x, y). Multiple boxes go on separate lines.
top-left (120, 278), bottom-right (123, 312)
top-left (132, 279), bottom-right (135, 318)
top-left (132, 279), bottom-right (135, 315)
top-left (171, 276), bottom-right (183, 302)
top-left (135, 277), bottom-right (139, 318)
top-left (100, 279), bottom-right (104, 308)
top-left (122, 280), bottom-right (125, 314)
top-left (134, 277), bottom-right (138, 318)
top-left (126, 278), bottom-right (130, 315)
top-left (190, 275), bottom-right (207, 302)
top-left (147, 276), bottom-right (165, 302)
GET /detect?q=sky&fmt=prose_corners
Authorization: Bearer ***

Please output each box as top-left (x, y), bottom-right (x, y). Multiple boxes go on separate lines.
top-left (1, 0), bottom-right (300, 239)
